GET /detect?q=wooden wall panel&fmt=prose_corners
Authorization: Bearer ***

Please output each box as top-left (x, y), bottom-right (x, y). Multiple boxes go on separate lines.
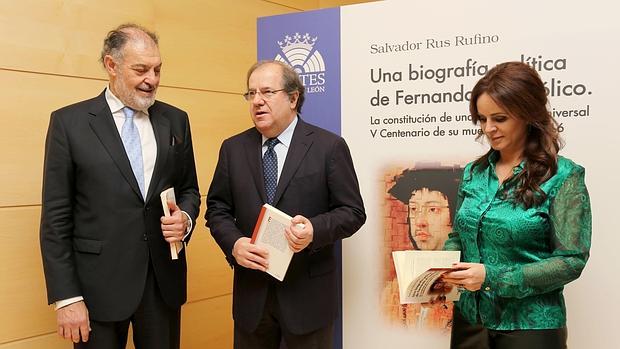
top-left (186, 215), bottom-right (234, 302)
top-left (155, 88), bottom-right (253, 192)
top-left (0, 0), bottom-right (375, 347)
top-left (319, 0), bottom-right (376, 8)
top-left (0, 70), bottom-right (107, 207)
top-left (264, 0), bottom-right (316, 10)
top-left (181, 295), bottom-right (234, 349)
top-left (0, 333), bottom-right (69, 349)
top-left (0, 207), bottom-right (57, 343)
top-left (154, 1), bottom-right (302, 93)
top-left (0, 0), bottom-right (303, 93)
top-left (0, 70), bottom-right (251, 207)
top-left (0, 0), bottom-right (155, 80)
top-left (0, 296), bottom-right (232, 349)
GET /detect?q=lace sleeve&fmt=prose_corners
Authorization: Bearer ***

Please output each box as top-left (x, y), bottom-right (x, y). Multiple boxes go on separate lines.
top-left (484, 166), bottom-right (592, 298)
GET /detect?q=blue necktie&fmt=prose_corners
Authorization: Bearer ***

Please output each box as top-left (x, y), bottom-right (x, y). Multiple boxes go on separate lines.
top-left (121, 107), bottom-right (145, 198)
top-left (263, 138), bottom-right (279, 204)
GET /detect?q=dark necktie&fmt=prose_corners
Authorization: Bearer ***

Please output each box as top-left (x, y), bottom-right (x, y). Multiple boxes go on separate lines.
top-left (262, 138), bottom-right (279, 204)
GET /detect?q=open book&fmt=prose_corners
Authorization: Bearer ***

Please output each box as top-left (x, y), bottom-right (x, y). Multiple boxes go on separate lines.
top-left (392, 250), bottom-right (461, 304)
top-left (160, 187), bottom-right (184, 260)
top-left (251, 204), bottom-right (301, 281)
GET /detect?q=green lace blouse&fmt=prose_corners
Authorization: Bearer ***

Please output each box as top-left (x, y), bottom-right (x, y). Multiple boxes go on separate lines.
top-left (444, 153), bottom-right (591, 330)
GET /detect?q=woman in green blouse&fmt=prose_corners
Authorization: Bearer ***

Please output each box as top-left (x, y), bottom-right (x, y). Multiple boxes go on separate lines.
top-left (442, 62), bottom-right (591, 349)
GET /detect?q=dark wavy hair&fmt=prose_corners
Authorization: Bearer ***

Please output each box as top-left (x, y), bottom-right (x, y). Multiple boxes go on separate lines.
top-left (469, 62), bottom-right (563, 208)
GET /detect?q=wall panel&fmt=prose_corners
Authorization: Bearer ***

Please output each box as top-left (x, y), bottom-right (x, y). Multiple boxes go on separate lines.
top-left (0, 0), bottom-right (370, 347)
top-left (0, 70), bottom-right (107, 207)
top-left (0, 207), bottom-right (56, 343)
top-left (0, 0), bottom-right (306, 93)
top-left (0, 333), bottom-right (69, 349)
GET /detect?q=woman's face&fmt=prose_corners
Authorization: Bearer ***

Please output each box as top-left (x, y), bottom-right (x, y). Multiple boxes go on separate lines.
top-left (476, 93), bottom-right (528, 156)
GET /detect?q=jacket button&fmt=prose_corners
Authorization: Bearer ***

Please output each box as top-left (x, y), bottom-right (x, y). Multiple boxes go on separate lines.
top-left (143, 234), bottom-right (148, 241)
top-left (484, 286), bottom-right (491, 291)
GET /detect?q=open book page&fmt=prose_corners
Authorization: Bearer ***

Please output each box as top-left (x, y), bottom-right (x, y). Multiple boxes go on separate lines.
top-left (392, 250), bottom-right (460, 304)
top-left (251, 204), bottom-right (298, 281)
top-left (160, 187), bottom-right (184, 260)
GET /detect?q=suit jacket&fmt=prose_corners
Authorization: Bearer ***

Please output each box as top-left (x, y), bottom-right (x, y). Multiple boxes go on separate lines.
top-left (40, 91), bottom-right (200, 321)
top-left (206, 118), bottom-right (366, 334)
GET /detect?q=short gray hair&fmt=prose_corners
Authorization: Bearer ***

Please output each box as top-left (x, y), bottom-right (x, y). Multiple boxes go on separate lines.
top-left (99, 23), bottom-right (158, 66)
top-left (246, 60), bottom-right (306, 113)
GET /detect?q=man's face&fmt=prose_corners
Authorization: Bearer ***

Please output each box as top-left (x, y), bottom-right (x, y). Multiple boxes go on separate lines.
top-left (408, 188), bottom-right (451, 250)
top-left (106, 32), bottom-right (161, 110)
top-left (247, 63), bottom-right (298, 138)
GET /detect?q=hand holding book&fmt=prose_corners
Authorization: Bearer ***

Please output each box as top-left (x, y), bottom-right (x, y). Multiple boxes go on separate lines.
top-left (160, 188), bottom-right (185, 260)
top-left (441, 262), bottom-right (487, 292)
top-left (392, 250), bottom-right (462, 304)
top-left (285, 215), bottom-right (312, 252)
top-left (251, 204), bottom-right (305, 281)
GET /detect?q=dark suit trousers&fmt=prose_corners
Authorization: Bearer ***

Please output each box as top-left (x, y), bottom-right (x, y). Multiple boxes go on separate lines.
top-left (234, 284), bottom-right (333, 349)
top-left (450, 308), bottom-right (567, 349)
top-left (75, 264), bottom-right (181, 349)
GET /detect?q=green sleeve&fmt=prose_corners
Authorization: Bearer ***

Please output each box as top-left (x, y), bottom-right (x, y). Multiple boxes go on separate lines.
top-left (483, 167), bottom-right (592, 298)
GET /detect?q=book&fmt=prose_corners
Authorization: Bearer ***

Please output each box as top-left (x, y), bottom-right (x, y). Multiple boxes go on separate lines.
top-left (251, 204), bottom-right (301, 281)
top-left (392, 250), bottom-right (461, 304)
top-left (160, 187), bottom-right (184, 260)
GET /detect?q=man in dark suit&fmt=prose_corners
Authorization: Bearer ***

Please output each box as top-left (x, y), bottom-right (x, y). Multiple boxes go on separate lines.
top-left (40, 24), bottom-right (200, 349)
top-left (206, 61), bottom-right (366, 348)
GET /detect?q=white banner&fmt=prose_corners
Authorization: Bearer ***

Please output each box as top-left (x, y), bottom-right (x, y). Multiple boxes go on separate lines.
top-left (341, 0), bottom-right (619, 347)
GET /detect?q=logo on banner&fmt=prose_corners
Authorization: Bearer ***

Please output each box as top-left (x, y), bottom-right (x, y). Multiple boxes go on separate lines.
top-left (275, 33), bottom-right (326, 94)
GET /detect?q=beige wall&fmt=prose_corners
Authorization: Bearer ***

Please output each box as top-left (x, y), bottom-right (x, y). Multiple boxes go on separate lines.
top-left (0, 0), bottom-right (373, 348)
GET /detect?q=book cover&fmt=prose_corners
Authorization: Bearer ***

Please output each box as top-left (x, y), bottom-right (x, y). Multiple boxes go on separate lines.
top-left (251, 204), bottom-right (296, 281)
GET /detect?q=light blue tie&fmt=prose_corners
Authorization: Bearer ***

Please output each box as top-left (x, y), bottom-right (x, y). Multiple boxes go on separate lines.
top-left (121, 107), bottom-right (145, 198)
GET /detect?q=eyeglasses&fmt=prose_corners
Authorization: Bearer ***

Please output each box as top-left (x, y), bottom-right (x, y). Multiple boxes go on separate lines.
top-left (243, 89), bottom-right (286, 101)
top-left (409, 204), bottom-right (449, 217)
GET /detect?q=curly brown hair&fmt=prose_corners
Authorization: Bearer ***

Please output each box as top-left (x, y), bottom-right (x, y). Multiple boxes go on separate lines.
top-left (469, 61), bottom-right (563, 208)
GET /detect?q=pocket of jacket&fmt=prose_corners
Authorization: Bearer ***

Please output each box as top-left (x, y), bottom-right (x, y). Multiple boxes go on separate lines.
top-left (73, 238), bottom-right (103, 254)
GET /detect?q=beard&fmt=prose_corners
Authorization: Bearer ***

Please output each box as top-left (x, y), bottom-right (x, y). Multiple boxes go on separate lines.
top-left (112, 73), bottom-right (157, 111)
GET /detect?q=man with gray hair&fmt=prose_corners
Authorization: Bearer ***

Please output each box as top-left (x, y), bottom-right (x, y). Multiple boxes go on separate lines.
top-left (40, 23), bottom-right (200, 348)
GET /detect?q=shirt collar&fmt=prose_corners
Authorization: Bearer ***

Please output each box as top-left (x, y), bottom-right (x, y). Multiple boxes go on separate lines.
top-left (488, 150), bottom-right (525, 175)
top-left (104, 86), bottom-right (150, 116)
top-left (262, 115), bottom-right (298, 148)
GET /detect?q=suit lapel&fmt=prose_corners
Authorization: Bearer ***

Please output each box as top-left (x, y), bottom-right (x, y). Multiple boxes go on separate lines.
top-left (272, 119), bottom-right (313, 206)
top-left (244, 129), bottom-right (269, 204)
top-left (146, 104), bottom-right (170, 204)
top-left (88, 92), bottom-right (144, 201)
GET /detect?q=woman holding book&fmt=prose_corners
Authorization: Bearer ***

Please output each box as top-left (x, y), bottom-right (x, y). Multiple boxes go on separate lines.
top-left (442, 62), bottom-right (592, 349)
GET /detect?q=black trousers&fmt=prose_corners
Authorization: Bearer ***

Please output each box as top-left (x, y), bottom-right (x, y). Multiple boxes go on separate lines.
top-left (450, 308), bottom-right (567, 349)
top-left (234, 285), bottom-right (333, 349)
top-left (75, 264), bottom-right (181, 349)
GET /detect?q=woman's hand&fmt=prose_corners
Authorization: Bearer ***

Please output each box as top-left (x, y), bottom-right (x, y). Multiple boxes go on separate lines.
top-left (442, 262), bottom-right (486, 291)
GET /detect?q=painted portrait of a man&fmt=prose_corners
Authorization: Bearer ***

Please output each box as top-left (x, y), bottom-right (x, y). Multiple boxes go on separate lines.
top-left (381, 166), bottom-right (462, 329)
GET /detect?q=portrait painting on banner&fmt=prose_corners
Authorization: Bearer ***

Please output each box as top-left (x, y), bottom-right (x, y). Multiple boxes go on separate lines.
top-left (380, 164), bottom-right (463, 331)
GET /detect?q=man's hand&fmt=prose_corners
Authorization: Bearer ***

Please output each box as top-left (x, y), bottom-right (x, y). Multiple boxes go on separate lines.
top-left (161, 201), bottom-right (187, 243)
top-left (285, 215), bottom-right (314, 253)
top-left (57, 300), bottom-right (90, 343)
top-left (232, 237), bottom-right (269, 271)
top-left (442, 262), bottom-right (486, 291)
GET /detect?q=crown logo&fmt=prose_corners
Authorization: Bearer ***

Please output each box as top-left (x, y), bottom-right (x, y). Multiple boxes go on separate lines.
top-left (275, 32), bottom-right (325, 74)
top-left (278, 33), bottom-right (318, 51)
